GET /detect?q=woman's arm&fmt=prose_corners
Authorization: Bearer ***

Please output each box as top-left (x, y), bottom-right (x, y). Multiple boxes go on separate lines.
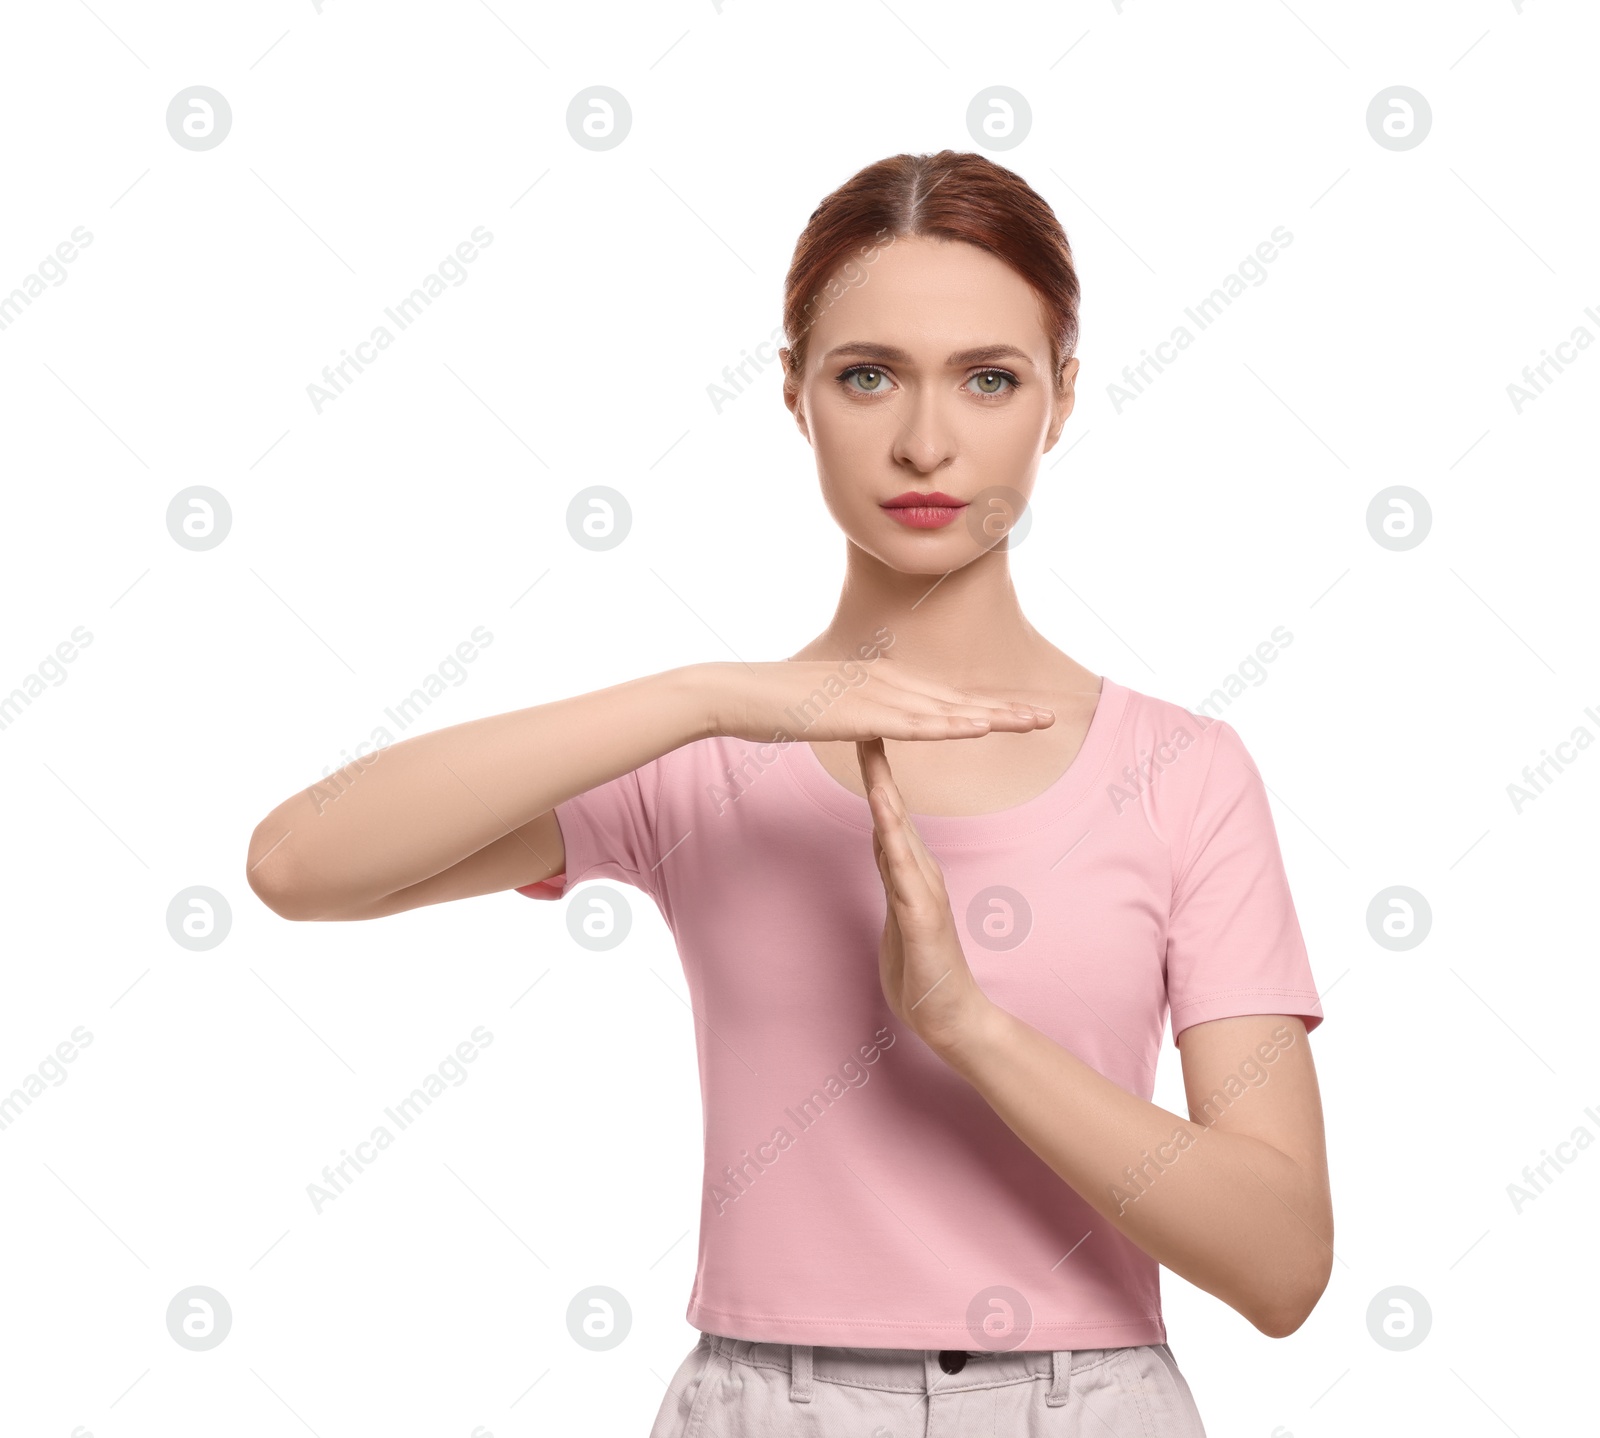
top-left (246, 657), bottom-right (1040, 921)
top-left (939, 1006), bottom-right (1333, 1339)
top-left (244, 666), bottom-right (712, 921)
top-left (858, 737), bottom-right (1333, 1338)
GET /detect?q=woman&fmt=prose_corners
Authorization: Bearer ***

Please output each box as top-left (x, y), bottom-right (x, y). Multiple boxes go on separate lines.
top-left (247, 150), bottom-right (1331, 1436)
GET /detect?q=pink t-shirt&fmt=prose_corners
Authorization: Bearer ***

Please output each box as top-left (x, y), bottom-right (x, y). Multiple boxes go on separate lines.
top-left (519, 676), bottom-right (1324, 1349)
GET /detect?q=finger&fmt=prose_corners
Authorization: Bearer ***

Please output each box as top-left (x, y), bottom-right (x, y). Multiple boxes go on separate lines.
top-left (868, 783), bottom-right (939, 911)
top-left (864, 674), bottom-right (1050, 728)
top-left (866, 686), bottom-right (1051, 737)
top-left (858, 741), bottom-right (900, 831)
top-left (858, 741), bottom-right (950, 894)
top-left (856, 743), bottom-right (921, 856)
top-left (856, 737), bottom-right (890, 792)
top-left (869, 768), bottom-right (947, 894)
top-left (851, 704), bottom-right (999, 742)
top-left (870, 667), bottom-right (1060, 727)
top-left (867, 785), bottom-right (912, 904)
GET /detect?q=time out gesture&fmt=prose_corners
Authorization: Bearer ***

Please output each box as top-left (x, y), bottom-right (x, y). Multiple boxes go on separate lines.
top-left (857, 736), bottom-right (1004, 1061)
top-left (714, 658), bottom-right (1055, 1058)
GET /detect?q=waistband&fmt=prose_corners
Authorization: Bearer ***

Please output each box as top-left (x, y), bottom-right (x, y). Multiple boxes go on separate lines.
top-left (705, 1332), bottom-right (1138, 1406)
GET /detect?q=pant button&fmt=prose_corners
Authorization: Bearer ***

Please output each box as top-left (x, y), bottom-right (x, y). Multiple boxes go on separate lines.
top-left (938, 1350), bottom-right (967, 1374)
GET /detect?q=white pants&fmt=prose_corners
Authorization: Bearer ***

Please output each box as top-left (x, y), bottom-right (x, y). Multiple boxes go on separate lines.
top-left (650, 1329), bottom-right (1209, 1436)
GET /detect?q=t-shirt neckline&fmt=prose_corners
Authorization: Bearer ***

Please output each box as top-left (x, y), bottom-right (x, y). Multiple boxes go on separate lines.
top-left (777, 674), bottom-right (1128, 843)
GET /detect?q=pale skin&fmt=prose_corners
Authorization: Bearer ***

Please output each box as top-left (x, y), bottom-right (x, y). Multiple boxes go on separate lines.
top-left (246, 232), bottom-right (1331, 1341)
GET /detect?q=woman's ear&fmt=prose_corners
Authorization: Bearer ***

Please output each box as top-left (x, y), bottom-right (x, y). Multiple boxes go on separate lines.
top-left (1043, 355), bottom-right (1080, 453)
top-left (779, 347), bottom-right (809, 439)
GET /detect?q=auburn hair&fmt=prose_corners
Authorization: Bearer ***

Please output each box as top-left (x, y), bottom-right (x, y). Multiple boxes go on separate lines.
top-left (781, 150), bottom-right (1080, 392)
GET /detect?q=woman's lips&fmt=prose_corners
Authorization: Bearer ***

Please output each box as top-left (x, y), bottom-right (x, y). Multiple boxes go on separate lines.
top-left (881, 493), bottom-right (968, 529)
top-left (882, 504), bottom-right (966, 529)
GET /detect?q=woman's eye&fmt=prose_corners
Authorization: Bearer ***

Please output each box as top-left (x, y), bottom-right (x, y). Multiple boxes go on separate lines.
top-left (843, 366), bottom-right (890, 394)
top-left (967, 369), bottom-right (1016, 397)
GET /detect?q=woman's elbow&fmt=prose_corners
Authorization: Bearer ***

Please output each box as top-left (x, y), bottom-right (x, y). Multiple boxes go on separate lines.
top-left (245, 823), bottom-right (318, 920)
top-left (1253, 1301), bottom-right (1310, 1340)
top-left (1251, 1261), bottom-right (1333, 1338)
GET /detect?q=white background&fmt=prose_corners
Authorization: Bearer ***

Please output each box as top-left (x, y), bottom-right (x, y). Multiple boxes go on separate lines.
top-left (2, 1), bottom-right (1595, 1435)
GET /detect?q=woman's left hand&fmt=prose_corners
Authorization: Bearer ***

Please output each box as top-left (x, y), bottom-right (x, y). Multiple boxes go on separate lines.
top-left (858, 738), bottom-right (996, 1059)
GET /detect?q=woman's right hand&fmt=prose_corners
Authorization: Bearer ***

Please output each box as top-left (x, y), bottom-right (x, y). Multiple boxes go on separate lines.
top-left (702, 659), bottom-right (1054, 744)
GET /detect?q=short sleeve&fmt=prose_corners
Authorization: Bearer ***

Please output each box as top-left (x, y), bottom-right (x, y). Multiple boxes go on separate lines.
top-left (515, 758), bottom-right (665, 908)
top-left (1163, 719), bottom-right (1324, 1048)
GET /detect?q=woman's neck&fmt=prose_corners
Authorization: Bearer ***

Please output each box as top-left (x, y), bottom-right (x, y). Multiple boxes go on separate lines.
top-left (792, 542), bottom-right (1087, 694)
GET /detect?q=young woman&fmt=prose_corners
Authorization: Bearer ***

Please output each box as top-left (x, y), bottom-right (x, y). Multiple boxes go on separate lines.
top-left (247, 150), bottom-right (1331, 1436)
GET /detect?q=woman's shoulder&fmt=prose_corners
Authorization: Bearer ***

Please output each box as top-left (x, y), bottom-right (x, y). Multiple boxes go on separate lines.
top-left (1097, 677), bottom-right (1244, 816)
top-left (1108, 678), bottom-right (1223, 747)
top-left (1106, 678), bottom-right (1285, 827)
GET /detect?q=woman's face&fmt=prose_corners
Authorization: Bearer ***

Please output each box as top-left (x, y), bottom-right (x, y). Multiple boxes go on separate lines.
top-left (782, 234), bottom-right (1078, 574)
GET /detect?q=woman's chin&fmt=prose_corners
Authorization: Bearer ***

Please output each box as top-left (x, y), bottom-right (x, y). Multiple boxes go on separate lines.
top-left (852, 535), bottom-right (987, 578)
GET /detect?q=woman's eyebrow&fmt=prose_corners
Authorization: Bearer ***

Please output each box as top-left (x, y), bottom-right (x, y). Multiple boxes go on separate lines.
top-left (822, 341), bottom-right (1035, 367)
top-left (946, 343), bottom-right (1034, 367)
